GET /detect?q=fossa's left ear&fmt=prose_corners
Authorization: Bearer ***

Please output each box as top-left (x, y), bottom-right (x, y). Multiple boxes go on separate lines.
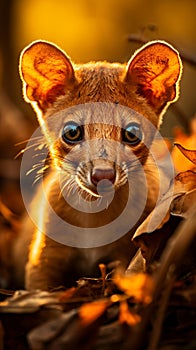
top-left (19, 40), bottom-right (75, 111)
top-left (125, 41), bottom-right (182, 115)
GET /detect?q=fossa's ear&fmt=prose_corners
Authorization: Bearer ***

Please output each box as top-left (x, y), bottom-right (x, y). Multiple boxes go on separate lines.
top-left (125, 41), bottom-right (182, 115)
top-left (19, 40), bottom-right (75, 110)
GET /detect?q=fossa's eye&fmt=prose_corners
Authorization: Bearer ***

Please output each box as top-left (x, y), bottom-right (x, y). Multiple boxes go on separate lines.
top-left (122, 123), bottom-right (142, 146)
top-left (62, 122), bottom-right (83, 144)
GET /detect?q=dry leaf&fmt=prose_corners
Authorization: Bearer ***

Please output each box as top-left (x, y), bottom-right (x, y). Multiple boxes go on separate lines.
top-left (171, 189), bottom-right (196, 218)
top-left (133, 194), bottom-right (172, 239)
top-left (119, 300), bottom-right (141, 326)
top-left (114, 272), bottom-right (154, 304)
top-left (59, 287), bottom-right (77, 302)
top-left (171, 118), bottom-right (196, 172)
top-left (171, 170), bottom-right (196, 218)
top-left (175, 170), bottom-right (196, 189)
top-left (79, 299), bottom-right (110, 326)
top-left (133, 169), bottom-right (196, 239)
top-left (174, 143), bottom-right (196, 165)
top-left (130, 166), bottom-right (196, 271)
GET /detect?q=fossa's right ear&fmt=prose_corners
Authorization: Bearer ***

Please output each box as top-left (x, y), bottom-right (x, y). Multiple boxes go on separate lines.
top-left (19, 40), bottom-right (75, 111)
top-left (125, 41), bottom-right (182, 116)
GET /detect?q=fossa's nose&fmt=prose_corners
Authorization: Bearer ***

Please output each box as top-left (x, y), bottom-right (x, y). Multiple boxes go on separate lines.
top-left (91, 168), bottom-right (116, 187)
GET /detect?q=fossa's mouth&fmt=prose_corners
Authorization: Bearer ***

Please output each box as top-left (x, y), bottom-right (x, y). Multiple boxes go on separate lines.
top-left (75, 163), bottom-right (128, 200)
top-left (96, 179), bottom-right (114, 193)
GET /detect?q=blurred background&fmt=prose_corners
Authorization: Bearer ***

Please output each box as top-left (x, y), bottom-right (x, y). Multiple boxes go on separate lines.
top-left (0, 0), bottom-right (196, 213)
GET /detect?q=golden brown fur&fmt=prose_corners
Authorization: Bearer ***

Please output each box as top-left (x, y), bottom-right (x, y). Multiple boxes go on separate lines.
top-left (17, 40), bottom-right (182, 290)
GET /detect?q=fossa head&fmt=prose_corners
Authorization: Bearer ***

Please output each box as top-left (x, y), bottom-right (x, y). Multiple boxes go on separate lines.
top-left (19, 40), bottom-right (182, 200)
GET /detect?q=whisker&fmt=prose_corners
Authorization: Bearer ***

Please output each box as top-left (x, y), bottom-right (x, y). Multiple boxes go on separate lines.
top-left (14, 141), bottom-right (47, 159)
top-left (15, 135), bottom-right (43, 147)
top-left (58, 176), bottom-right (76, 200)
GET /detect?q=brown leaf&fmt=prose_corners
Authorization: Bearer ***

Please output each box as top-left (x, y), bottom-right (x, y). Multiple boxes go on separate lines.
top-left (133, 169), bottom-right (196, 239)
top-left (79, 299), bottom-right (110, 326)
top-left (173, 169), bottom-right (196, 195)
top-left (174, 143), bottom-right (196, 165)
top-left (133, 194), bottom-right (171, 239)
top-left (171, 170), bottom-right (196, 218)
top-left (171, 189), bottom-right (196, 218)
top-left (131, 168), bottom-right (196, 268)
top-left (171, 118), bottom-right (196, 171)
top-left (59, 287), bottom-right (77, 302)
top-left (175, 170), bottom-right (196, 187)
top-left (114, 272), bottom-right (154, 304)
top-left (119, 300), bottom-right (141, 326)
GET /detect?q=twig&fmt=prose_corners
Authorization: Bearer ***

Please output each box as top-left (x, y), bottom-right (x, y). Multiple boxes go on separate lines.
top-left (125, 205), bottom-right (196, 350)
top-left (147, 278), bottom-right (174, 350)
top-left (128, 34), bottom-right (196, 67)
top-left (0, 288), bottom-right (14, 296)
top-left (153, 205), bottom-right (196, 295)
top-left (147, 205), bottom-right (196, 350)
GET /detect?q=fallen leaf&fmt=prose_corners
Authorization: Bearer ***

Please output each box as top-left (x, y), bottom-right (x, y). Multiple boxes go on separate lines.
top-left (132, 215), bottom-right (182, 268)
top-left (175, 170), bottom-right (196, 188)
top-left (171, 118), bottom-right (196, 172)
top-left (79, 299), bottom-right (110, 326)
top-left (119, 300), bottom-right (141, 326)
top-left (171, 170), bottom-right (196, 218)
top-left (59, 287), bottom-right (77, 302)
top-left (174, 143), bottom-right (196, 165)
top-left (114, 272), bottom-right (154, 304)
top-left (131, 168), bottom-right (196, 269)
top-left (171, 189), bottom-right (196, 218)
